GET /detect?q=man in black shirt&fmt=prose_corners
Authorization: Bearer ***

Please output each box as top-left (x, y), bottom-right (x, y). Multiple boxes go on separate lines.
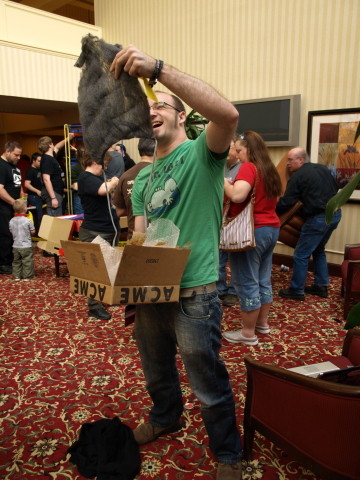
top-left (25, 152), bottom-right (43, 230)
top-left (0, 141), bottom-right (22, 274)
top-left (276, 147), bottom-right (341, 300)
top-left (38, 134), bottom-right (73, 216)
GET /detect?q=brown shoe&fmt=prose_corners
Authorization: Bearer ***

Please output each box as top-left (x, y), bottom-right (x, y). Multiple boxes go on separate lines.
top-left (216, 460), bottom-right (242, 480)
top-left (132, 421), bottom-right (182, 445)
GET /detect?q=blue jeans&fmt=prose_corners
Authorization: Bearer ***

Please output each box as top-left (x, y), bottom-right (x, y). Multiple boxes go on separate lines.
top-left (290, 210), bottom-right (341, 293)
top-left (27, 194), bottom-right (43, 230)
top-left (217, 250), bottom-right (236, 296)
top-left (0, 204), bottom-right (14, 266)
top-left (134, 292), bottom-right (242, 463)
top-left (72, 192), bottom-right (84, 214)
top-left (229, 226), bottom-right (279, 311)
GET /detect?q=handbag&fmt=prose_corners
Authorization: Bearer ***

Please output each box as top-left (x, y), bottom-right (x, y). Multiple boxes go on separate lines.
top-left (219, 176), bottom-right (257, 252)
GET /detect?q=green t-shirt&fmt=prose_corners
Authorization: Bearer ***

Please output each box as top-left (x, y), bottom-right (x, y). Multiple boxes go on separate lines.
top-left (132, 131), bottom-right (226, 288)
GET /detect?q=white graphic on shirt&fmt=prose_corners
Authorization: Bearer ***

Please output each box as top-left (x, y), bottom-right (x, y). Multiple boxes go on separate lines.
top-left (13, 169), bottom-right (21, 187)
top-left (147, 176), bottom-right (180, 216)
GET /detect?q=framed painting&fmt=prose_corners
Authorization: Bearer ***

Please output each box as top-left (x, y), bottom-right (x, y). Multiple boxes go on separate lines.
top-left (306, 108), bottom-right (360, 201)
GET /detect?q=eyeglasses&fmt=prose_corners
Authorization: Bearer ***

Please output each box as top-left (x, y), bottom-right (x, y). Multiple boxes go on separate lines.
top-left (150, 101), bottom-right (181, 113)
top-left (287, 157), bottom-right (298, 162)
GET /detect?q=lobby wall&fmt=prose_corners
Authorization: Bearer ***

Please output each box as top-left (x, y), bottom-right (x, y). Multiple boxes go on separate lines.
top-left (95, 0), bottom-right (360, 264)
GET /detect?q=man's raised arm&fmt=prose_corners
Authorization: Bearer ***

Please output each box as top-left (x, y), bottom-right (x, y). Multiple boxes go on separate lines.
top-left (110, 45), bottom-right (238, 153)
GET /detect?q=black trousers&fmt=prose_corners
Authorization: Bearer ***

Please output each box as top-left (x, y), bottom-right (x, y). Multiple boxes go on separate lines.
top-left (0, 204), bottom-right (13, 267)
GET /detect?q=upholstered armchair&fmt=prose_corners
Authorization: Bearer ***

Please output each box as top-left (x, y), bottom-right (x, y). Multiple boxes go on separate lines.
top-left (341, 244), bottom-right (360, 318)
top-left (243, 328), bottom-right (360, 480)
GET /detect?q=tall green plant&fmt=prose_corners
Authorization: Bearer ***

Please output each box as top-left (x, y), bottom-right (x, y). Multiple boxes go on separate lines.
top-left (326, 170), bottom-right (360, 223)
top-left (325, 123), bottom-right (360, 327)
top-left (344, 302), bottom-right (360, 329)
top-left (185, 109), bottom-right (209, 140)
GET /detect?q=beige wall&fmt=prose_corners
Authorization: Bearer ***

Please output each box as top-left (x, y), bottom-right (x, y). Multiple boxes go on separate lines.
top-left (0, 0), bottom-right (101, 101)
top-left (95, 0), bottom-right (360, 264)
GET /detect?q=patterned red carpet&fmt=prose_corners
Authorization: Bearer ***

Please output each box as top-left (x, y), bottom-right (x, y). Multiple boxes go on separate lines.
top-left (0, 247), bottom-right (347, 480)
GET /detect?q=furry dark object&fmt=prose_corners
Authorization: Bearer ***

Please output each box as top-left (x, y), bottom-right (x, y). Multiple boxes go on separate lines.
top-left (68, 417), bottom-right (141, 480)
top-left (75, 34), bottom-right (154, 164)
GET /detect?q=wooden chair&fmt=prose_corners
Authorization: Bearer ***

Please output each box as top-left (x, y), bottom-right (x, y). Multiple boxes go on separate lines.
top-left (341, 244), bottom-right (360, 318)
top-left (243, 328), bottom-right (360, 480)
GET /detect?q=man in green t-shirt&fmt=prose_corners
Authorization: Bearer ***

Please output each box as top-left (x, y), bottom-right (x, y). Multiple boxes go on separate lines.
top-left (111, 46), bottom-right (242, 480)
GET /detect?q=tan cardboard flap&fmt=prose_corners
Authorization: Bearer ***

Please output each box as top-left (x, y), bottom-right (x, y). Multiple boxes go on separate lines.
top-left (37, 240), bottom-right (61, 254)
top-left (61, 240), bottom-right (111, 285)
top-left (115, 245), bottom-right (190, 286)
top-left (38, 215), bottom-right (74, 247)
top-left (119, 216), bottom-right (128, 228)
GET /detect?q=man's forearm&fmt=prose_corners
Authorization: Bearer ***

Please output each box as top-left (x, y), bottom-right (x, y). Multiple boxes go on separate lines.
top-left (159, 64), bottom-right (238, 130)
top-left (110, 45), bottom-right (238, 152)
top-left (24, 180), bottom-right (40, 195)
top-left (0, 186), bottom-right (16, 205)
top-left (134, 215), bottom-right (146, 233)
top-left (43, 177), bottom-right (55, 198)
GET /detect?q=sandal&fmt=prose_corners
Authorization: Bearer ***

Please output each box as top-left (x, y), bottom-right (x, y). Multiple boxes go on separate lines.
top-left (255, 325), bottom-right (270, 334)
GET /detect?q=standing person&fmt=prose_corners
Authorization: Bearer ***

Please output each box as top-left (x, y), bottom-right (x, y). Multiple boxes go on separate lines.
top-left (276, 147), bottom-right (341, 300)
top-left (115, 144), bottom-right (136, 171)
top-left (110, 46), bottom-right (242, 479)
top-left (78, 151), bottom-right (120, 321)
top-left (105, 145), bottom-right (125, 179)
top-left (0, 141), bottom-right (22, 274)
top-left (38, 134), bottom-right (73, 216)
top-left (113, 138), bottom-right (156, 240)
top-left (222, 131), bottom-right (282, 346)
top-left (70, 148), bottom-right (85, 215)
top-left (218, 134), bottom-right (242, 307)
top-left (24, 152), bottom-right (43, 230)
top-left (9, 199), bottom-right (35, 280)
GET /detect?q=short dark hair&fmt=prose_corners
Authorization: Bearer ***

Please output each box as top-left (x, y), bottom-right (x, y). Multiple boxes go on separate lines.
top-left (31, 152), bottom-right (41, 162)
top-left (138, 138), bottom-right (156, 157)
top-left (4, 141), bottom-right (22, 152)
top-left (80, 149), bottom-right (110, 169)
top-left (155, 91), bottom-right (186, 113)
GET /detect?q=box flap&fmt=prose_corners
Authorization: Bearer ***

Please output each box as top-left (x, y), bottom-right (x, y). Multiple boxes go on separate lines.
top-left (37, 239), bottom-right (62, 254)
top-left (38, 215), bottom-right (74, 246)
top-left (115, 245), bottom-right (190, 286)
top-left (61, 240), bottom-right (111, 284)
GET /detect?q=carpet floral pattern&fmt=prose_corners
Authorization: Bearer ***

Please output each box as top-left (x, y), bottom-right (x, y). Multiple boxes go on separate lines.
top-left (0, 247), bottom-right (347, 480)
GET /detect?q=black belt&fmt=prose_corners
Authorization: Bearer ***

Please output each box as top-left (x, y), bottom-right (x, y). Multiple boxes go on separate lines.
top-left (180, 282), bottom-right (217, 298)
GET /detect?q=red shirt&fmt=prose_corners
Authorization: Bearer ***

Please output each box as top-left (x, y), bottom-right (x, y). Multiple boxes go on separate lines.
top-left (228, 162), bottom-right (280, 228)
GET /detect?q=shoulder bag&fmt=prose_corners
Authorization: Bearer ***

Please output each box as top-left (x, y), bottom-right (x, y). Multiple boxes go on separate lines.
top-left (219, 174), bottom-right (257, 252)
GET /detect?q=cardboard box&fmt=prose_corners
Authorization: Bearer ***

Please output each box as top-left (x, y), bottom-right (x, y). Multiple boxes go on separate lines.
top-left (119, 216), bottom-right (128, 229)
top-left (60, 240), bottom-right (190, 305)
top-left (37, 215), bottom-right (75, 254)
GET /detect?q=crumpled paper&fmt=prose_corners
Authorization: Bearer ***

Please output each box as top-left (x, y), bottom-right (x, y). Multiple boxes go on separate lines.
top-left (91, 236), bottom-right (122, 286)
top-left (143, 219), bottom-right (180, 248)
